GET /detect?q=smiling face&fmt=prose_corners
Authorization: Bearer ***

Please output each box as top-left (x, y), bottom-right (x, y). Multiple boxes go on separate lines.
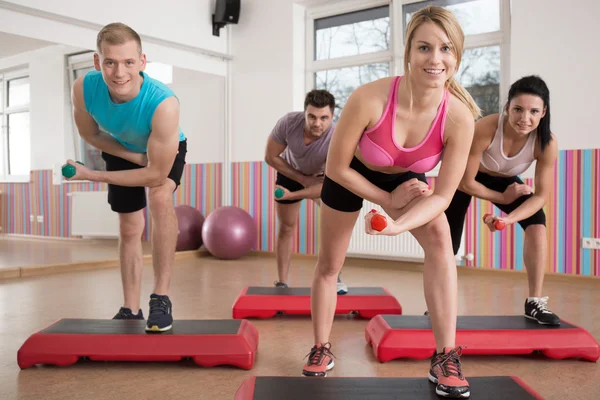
top-left (505, 94), bottom-right (547, 136)
top-left (408, 22), bottom-right (457, 88)
top-left (94, 39), bottom-right (146, 103)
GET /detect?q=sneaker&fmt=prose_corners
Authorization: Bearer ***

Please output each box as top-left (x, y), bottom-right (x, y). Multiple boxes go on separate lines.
top-left (145, 294), bottom-right (173, 332)
top-left (336, 276), bottom-right (348, 295)
top-left (302, 342), bottom-right (335, 377)
top-left (112, 307), bottom-right (144, 320)
top-left (524, 296), bottom-right (560, 325)
top-left (429, 347), bottom-right (470, 398)
top-left (274, 281), bottom-right (289, 288)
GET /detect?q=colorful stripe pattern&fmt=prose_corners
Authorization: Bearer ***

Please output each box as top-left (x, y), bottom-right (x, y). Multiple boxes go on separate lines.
top-left (464, 149), bottom-right (599, 277)
top-left (0, 163), bottom-right (222, 241)
top-left (0, 149), bottom-right (597, 276)
top-left (230, 161), bottom-right (319, 254)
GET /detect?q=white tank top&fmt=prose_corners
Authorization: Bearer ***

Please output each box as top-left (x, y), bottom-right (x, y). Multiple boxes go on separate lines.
top-left (480, 113), bottom-right (537, 177)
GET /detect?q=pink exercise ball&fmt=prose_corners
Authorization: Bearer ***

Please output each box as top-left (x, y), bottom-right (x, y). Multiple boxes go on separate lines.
top-left (175, 205), bottom-right (205, 251)
top-left (201, 206), bottom-right (257, 260)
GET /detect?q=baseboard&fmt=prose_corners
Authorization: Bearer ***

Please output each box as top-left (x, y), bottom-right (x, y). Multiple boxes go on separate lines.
top-left (1, 248), bottom-right (211, 280)
top-left (2, 247), bottom-right (597, 284)
top-left (0, 233), bottom-right (109, 242)
top-left (249, 251), bottom-right (600, 284)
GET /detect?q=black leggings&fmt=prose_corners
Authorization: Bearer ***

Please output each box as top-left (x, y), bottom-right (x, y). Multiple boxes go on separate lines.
top-left (444, 171), bottom-right (546, 255)
top-left (321, 156), bottom-right (427, 212)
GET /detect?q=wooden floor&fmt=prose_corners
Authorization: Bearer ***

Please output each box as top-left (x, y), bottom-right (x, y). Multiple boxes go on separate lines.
top-left (1, 242), bottom-right (598, 400)
top-left (0, 236), bottom-right (152, 269)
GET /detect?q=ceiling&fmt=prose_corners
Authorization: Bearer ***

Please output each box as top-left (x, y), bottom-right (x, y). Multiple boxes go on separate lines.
top-left (0, 32), bottom-right (55, 59)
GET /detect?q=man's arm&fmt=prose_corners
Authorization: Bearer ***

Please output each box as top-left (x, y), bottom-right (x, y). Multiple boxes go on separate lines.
top-left (72, 76), bottom-right (146, 166)
top-left (71, 97), bottom-right (180, 187)
top-left (264, 137), bottom-right (310, 186)
top-left (275, 183), bottom-right (323, 201)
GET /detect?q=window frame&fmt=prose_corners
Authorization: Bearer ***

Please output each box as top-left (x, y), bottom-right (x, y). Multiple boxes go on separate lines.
top-left (305, 0), bottom-right (511, 177)
top-left (0, 68), bottom-right (31, 183)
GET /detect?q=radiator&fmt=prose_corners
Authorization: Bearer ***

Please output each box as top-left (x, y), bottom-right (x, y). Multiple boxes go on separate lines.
top-left (69, 191), bottom-right (119, 238)
top-left (346, 200), bottom-right (425, 262)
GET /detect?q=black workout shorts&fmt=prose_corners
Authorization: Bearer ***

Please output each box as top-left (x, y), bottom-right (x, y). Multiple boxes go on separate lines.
top-left (445, 170), bottom-right (546, 255)
top-left (275, 172), bottom-right (304, 204)
top-left (321, 156), bottom-right (427, 212)
top-left (101, 140), bottom-right (187, 213)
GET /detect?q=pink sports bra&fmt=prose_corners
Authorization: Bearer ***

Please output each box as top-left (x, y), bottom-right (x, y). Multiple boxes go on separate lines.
top-left (358, 76), bottom-right (449, 173)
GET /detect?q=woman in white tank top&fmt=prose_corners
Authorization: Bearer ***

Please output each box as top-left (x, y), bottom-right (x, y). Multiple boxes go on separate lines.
top-left (445, 75), bottom-right (560, 326)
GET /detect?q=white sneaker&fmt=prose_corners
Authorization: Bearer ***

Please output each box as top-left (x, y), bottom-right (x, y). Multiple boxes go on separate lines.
top-left (336, 280), bottom-right (348, 295)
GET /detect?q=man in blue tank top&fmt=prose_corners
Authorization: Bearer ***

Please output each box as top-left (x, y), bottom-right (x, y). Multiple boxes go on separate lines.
top-left (65, 22), bottom-right (187, 332)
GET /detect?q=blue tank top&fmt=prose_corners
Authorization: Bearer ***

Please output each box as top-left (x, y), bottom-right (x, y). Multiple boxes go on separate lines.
top-left (83, 70), bottom-right (186, 153)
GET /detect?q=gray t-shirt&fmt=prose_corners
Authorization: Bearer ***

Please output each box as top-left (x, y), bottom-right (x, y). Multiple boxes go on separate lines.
top-left (269, 111), bottom-right (335, 176)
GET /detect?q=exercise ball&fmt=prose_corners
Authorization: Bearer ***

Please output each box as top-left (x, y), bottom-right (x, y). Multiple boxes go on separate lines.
top-left (175, 205), bottom-right (205, 251)
top-left (202, 206), bottom-right (257, 260)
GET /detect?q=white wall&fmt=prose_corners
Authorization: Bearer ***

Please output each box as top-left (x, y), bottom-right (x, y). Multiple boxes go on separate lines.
top-left (510, 0), bottom-right (600, 150)
top-left (171, 67), bottom-right (225, 164)
top-left (230, 0), bottom-right (306, 162)
top-left (3, 0), bottom-right (227, 54)
top-left (0, 44), bottom-right (83, 171)
top-left (0, 1), bottom-right (227, 76)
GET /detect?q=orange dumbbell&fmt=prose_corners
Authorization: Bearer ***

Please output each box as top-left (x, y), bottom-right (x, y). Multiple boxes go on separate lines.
top-left (483, 213), bottom-right (505, 230)
top-left (370, 209), bottom-right (387, 231)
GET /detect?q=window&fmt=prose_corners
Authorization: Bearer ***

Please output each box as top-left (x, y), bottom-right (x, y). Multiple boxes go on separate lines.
top-left (0, 70), bottom-right (30, 181)
top-left (403, 0), bottom-right (505, 117)
top-left (308, 0), bottom-right (508, 120)
top-left (315, 6), bottom-right (391, 60)
top-left (66, 52), bottom-right (173, 173)
top-left (309, 4), bottom-right (392, 120)
top-left (316, 63), bottom-right (390, 115)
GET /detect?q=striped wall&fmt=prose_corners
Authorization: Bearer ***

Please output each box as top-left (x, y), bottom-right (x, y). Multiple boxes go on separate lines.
top-left (231, 161), bottom-right (319, 254)
top-left (0, 149), bottom-right (598, 276)
top-left (464, 149), bottom-right (600, 277)
top-left (0, 163), bottom-right (222, 241)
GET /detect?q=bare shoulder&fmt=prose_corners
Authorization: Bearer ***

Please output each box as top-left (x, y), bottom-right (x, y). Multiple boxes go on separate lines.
top-left (154, 96), bottom-right (180, 117)
top-left (474, 112), bottom-right (500, 141)
top-left (445, 95), bottom-right (475, 140)
top-left (151, 97), bottom-right (180, 134)
top-left (71, 75), bottom-right (85, 107)
top-left (536, 132), bottom-right (558, 161)
top-left (345, 77), bottom-right (394, 119)
top-left (353, 76), bottom-right (393, 100)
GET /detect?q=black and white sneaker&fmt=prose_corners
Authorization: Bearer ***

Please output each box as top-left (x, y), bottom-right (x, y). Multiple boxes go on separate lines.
top-left (146, 294), bottom-right (173, 332)
top-left (112, 307), bottom-right (144, 320)
top-left (524, 296), bottom-right (560, 325)
top-left (274, 281), bottom-right (289, 288)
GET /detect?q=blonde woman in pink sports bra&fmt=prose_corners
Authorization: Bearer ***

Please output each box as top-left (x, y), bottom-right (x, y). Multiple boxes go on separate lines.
top-left (302, 6), bottom-right (480, 399)
top-left (445, 75), bottom-right (560, 326)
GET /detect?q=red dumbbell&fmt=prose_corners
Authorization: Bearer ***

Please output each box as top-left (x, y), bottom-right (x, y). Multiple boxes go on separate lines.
top-left (483, 213), bottom-right (505, 230)
top-left (370, 209), bottom-right (387, 232)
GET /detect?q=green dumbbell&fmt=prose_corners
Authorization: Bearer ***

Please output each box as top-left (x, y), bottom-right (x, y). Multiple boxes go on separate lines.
top-left (62, 161), bottom-right (84, 179)
top-left (274, 188), bottom-right (284, 199)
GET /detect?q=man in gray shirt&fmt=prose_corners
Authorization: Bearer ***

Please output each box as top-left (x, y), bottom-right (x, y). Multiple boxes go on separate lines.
top-left (265, 90), bottom-right (347, 294)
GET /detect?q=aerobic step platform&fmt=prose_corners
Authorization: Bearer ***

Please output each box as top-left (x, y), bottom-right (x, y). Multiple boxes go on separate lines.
top-left (234, 376), bottom-right (545, 400)
top-left (18, 318), bottom-right (259, 369)
top-left (366, 315), bottom-right (600, 362)
top-left (232, 286), bottom-right (402, 319)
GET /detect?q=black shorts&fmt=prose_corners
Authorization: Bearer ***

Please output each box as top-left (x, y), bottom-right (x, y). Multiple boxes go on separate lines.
top-left (445, 171), bottom-right (546, 254)
top-left (102, 140), bottom-right (187, 213)
top-left (275, 172), bottom-right (305, 204)
top-left (321, 156), bottom-right (427, 212)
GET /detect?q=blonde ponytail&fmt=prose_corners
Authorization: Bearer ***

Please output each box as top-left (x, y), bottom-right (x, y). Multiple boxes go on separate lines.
top-left (446, 76), bottom-right (481, 119)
